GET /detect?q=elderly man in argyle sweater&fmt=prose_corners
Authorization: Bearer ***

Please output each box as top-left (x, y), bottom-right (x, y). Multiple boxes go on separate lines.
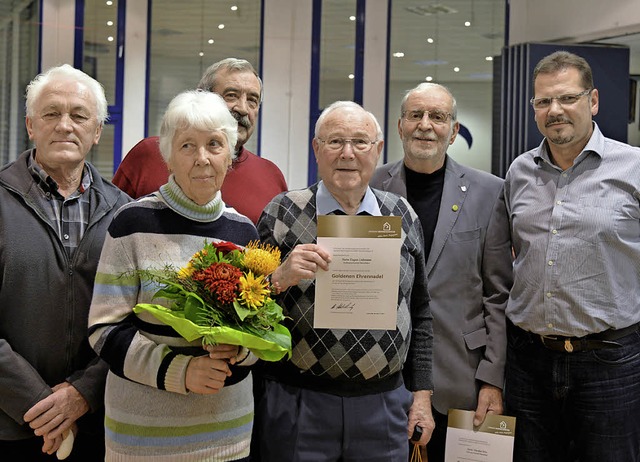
top-left (255, 101), bottom-right (434, 462)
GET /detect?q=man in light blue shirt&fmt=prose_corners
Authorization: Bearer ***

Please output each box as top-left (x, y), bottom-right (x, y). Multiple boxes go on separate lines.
top-left (503, 50), bottom-right (640, 462)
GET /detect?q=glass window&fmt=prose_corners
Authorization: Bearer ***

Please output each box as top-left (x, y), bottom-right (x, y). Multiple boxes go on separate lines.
top-left (148, 0), bottom-right (262, 153)
top-left (0, 0), bottom-right (39, 166)
top-left (83, 0), bottom-right (121, 179)
top-left (318, 0), bottom-right (357, 108)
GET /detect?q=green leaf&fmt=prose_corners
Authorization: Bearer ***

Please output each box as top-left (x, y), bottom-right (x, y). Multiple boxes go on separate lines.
top-left (233, 300), bottom-right (252, 321)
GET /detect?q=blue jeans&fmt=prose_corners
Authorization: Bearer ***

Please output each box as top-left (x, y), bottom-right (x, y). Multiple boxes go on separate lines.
top-left (505, 322), bottom-right (640, 462)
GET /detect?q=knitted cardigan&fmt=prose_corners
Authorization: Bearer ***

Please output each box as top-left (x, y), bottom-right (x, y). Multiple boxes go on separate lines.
top-left (257, 183), bottom-right (433, 396)
top-left (88, 177), bottom-right (259, 461)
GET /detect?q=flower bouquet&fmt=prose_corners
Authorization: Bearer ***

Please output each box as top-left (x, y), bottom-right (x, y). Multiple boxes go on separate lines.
top-left (132, 240), bottom-right (291, 361)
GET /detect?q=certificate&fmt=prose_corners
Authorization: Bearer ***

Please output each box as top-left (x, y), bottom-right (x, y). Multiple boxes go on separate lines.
top-left (314, 215), bottom-right (402, 330)
top-left (445, 409), bottom-right (516, 462)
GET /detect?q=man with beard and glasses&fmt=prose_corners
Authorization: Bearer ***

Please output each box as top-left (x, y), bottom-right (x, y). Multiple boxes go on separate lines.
top-left (113, 57), bottom-right (287, 224)
top-left (503, 50), bottom-right (640, 462)
top-left (371, 83), bottom-right (513, 462)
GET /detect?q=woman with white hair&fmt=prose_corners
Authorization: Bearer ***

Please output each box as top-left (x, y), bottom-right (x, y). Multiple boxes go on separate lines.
top-left (88, 90), bottom-right (258, 461)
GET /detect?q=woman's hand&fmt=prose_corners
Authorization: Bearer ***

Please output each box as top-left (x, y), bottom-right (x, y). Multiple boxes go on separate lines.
top-left (185, 355), bottom-right (232, 394)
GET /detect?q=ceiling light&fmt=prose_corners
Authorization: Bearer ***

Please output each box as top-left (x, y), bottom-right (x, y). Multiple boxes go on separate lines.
top-left (405, 5), bottom-right (458, 15)
top-left (218, 24), bottom-right (225, 29)
top-left (425, 76), bottom-right (433, 82)
top-left (348, 74), bottom-right (354, 80)
top-left (231, 5), bottom-right (238, 11)
top-left (393, 52), bottom-right (405, 58)
top-left (107, 36), bottom-right (114, 42)
top-left (349, 16), bottom-right (356, 21)
top-left (106, 0), bottom-right (113, 5)
top-left (464, 21), bottom-right (471, 27)
top-left (199, 51), bottom-right (204, 57)
top-left (427, 38), bottom-right (434, 44)
top-left (208, 39), bottom-right (214, 44)
top-left (453, 67), bottom-right (460, 72)
top-left (106, 21), bottom-right (113, 26)
top-left (485, 56), bottom-right (493, 61)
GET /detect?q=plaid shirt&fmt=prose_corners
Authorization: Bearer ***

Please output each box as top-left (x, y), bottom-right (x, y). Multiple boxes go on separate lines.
top-left (28, 152), bottom-right (92, 257)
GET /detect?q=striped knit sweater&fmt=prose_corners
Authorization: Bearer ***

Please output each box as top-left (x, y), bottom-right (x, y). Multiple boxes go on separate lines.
top-left (88, 177), bottom-right (259, 461)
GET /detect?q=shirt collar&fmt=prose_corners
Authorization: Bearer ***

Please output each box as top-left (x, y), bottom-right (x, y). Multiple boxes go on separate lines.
top-left (534, 122), bottom-right (604, 167)
top-left (316, 180), bottom-right (381, 216)
top-left (27, 151), bottom-right (93, 197)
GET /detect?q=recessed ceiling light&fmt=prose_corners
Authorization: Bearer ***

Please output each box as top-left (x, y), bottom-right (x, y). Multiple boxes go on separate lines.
top-left (464, 21), bottom-right (471, 27)
top-left (106, 1), bottom-right (113, 5)
top-left (349, 16), bottom-right (356, 21)
top-left (106, 21), bottom-right (113, 26)
top-left (454, 67), bottom-right (460, 72)
top-left (425, 76), bottom-right (433, 82)
top-left (199, 51), bottom-right (204, 57)
top-left (107, 36), bottom-right (114, 42)
top-left (427, 38), bottom-right (434, 44)
top-left (485, 56), bottom-right (493, 61)
top-left (231, 5), bottom-right (238, 11)
top-left (348, 74), bottom-right (355, 80)
top-left (218, 24), bottom-right (225, 30)
top-left (393, 52), bottom-right (405, 58)
top-left (208, 39), bottom-right (214, 44)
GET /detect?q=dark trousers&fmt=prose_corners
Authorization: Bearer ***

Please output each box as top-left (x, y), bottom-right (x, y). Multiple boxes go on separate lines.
top-left (505, 323), bottom-right (640, 462)
top-left (259, 379), bottom-right (412, 462)
top-left (0, 432), bottom-right (104, 462)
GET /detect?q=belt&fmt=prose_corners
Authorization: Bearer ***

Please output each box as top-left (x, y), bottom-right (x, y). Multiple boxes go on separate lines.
top-left (538, 322), bottom-right (640, 353)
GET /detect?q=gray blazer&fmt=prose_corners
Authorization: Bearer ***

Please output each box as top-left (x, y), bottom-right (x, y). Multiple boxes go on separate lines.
top-left (370, 156), bottom-right (512, 414)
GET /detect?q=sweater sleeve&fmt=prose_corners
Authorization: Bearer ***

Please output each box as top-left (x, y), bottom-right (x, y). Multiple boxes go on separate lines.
top-left (88, 224), bottom-right (190, 395)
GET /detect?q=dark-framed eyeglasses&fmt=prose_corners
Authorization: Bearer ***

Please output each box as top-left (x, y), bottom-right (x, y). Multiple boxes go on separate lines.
top-left (401, 109), bottom-right (452, 125)
top-left (530, 89), bottom-right (592, 110)
top-left (317, 137), bottom-right (378, 153)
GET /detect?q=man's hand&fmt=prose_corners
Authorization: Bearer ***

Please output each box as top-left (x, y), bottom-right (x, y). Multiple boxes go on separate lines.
top-left (271, 243), bottom-right (331, 290)
top-left (408, 390), bottom-right (435, 446)
top-left (23, 382), bottom-right (89, 445)
top-left (473, 383), bottom-right (503, 426)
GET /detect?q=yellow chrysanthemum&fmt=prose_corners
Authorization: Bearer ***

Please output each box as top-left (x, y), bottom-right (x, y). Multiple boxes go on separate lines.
top-left (239, 272), bottom-right (270, 310)
top-left (243, 241), bottom-right (281, 276)
top-left (177, 262), bottom-right (195, 279)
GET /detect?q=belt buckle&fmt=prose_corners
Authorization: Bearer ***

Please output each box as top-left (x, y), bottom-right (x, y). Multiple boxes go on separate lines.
top-left (564, 339), bottom-right (574, 353)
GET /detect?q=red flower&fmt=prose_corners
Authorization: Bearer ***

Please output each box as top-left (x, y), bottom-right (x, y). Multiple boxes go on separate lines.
top-left (212, 241), bottom-right (241, 255)
top-left (193, 263), bottom-right (242, 305)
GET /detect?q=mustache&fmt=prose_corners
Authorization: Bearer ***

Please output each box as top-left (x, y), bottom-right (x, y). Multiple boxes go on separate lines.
top-left (232, 111), bottom-right (252, 130)
top-left (413, 130), bottom-right (437, 141)
top-left (545, 116), bottom-right (572, 127)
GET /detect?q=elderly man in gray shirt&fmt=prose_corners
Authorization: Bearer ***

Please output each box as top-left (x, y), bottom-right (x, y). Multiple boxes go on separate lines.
top-left (503, 50), bottom-right (640, 462)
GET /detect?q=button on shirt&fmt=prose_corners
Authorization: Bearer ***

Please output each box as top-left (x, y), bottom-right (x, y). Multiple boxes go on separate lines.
top-left (504, 123), bottom-right (640, 337)
top-left (28, 153), bottom-right (92, 257)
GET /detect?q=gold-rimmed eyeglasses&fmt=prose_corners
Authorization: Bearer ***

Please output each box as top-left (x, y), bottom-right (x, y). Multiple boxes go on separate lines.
top-left (530, 89), bottom-right (592, 110)
top-left (401, 109), bottom-right (452, 125)
top-left (317, 137), bottom-right (378, 153)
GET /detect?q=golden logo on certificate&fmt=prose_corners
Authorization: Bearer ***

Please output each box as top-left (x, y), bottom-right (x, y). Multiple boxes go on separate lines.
top-left (445, 409), bottom-right (516, 462)
top-left (314, 215), bottom-right (402, 330)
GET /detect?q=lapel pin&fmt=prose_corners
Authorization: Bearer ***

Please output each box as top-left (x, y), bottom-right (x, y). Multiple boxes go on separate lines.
top-left (452, 204), bottom-right (459, 212)
top-left (461, 185), bottom-right (467, 192)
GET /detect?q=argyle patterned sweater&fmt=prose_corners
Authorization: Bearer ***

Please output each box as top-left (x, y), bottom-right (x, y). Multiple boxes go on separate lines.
top-left (88, 177), bottom-right (259, 461)
top-left (257, 183), bottom-right (433, 396)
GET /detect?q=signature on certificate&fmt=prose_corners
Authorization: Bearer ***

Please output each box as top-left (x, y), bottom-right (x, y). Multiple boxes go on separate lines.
top-left (330, 302), bottom-right (356, 312)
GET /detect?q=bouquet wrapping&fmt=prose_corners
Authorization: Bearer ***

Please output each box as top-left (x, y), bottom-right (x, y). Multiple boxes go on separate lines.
top-left (133, 240), bottom-right (291, 361)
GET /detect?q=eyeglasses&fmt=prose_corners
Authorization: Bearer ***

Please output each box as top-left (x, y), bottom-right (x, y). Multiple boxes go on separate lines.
top-left (530, 89), bottom-right (592, 110)
top-left (317, 137), bottom-right (378, 153)
top-left (401, 110), bottom-right (452, 125)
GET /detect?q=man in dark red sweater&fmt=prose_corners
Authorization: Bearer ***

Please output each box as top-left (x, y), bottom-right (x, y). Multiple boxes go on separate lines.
top-left (112, 58), bottom-right (287, 224)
